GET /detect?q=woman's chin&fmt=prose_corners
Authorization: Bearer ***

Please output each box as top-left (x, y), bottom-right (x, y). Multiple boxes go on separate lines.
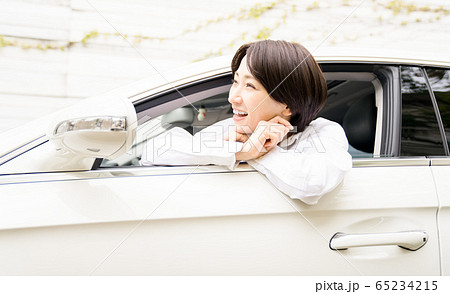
top-left (233, 117), bottom-right (255, 133)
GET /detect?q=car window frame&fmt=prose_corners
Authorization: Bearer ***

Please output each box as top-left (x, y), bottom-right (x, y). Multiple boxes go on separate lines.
top-left (94, 74), bottom-right (234, 169)
top-left (322, 71), bottom-right (383, 157)
top-left (95, 62), bottom-right (397, 170)
top-left (321, 63), bottom-right (399, 158)
top-left (93, 62), bottom-right (450, 171)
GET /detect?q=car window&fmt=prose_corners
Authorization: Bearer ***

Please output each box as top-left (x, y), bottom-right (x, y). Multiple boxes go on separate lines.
top-left (98, 66), bottom-right (386, 168)
top-left (318, 78), bottom-right (378, 158)
top-left (426, 67), bottom-right (450, 152)
top-left (318, 63), bottom-right (393, 158)
top-left (400, 66), bottom-right (446, 156)
top-left (97, 75), bottom-right (233, 167)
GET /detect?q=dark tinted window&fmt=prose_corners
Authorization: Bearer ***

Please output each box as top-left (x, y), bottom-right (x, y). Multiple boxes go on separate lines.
top-left (426, 68), bottom-right (450, 151)
top-left (400, 66), bottom-right (445, 156)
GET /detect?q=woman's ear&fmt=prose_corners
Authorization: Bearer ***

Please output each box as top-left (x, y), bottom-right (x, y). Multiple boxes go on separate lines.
top-left (281, 106), bottom-right (292, 118)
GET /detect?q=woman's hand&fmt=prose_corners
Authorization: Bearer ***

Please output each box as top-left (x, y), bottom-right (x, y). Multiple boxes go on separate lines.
top-left (223, 128), bottom-right (250, 143)
top-left (226, 116), bottom-right (293, 161)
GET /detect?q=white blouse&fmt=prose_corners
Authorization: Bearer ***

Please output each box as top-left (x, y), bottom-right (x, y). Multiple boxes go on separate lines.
top-left (141, 117), bottom-right (352, 205)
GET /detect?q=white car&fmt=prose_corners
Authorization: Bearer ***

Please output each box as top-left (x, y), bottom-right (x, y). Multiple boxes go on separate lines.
top-left (1, 50), bottom-right (450, 275)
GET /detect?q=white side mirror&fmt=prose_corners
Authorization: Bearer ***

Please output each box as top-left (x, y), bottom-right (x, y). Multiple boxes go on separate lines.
top-left (48, 95), bottom-right (137, 160)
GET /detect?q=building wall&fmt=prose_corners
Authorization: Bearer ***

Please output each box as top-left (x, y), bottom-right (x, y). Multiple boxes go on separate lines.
top-left (1, 0), bottom-right (449, 132)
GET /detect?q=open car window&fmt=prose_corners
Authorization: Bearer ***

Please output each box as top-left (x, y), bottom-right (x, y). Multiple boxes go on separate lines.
top-left (101, 90), bottom-right (232, 167)
top-left (97, 64), bottom-right (388, 169)
top-left (319, 72), bottom-right (381, 158)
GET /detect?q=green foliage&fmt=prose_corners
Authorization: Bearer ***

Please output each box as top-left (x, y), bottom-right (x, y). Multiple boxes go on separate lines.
top-left (81, 30), bottom-right (99, 44)
top-left (306, 1), bottom-right (320, 11)
top-left (384, 0), bottom-right (449, 16)
top-left (342, 0), bottom-right (351, 7)
top-left (0, 34), bottom-right (65, 51)
top-left (256, 27), bottom-right (272, 40)
top-left (247, 2), bottom-right (278, 18)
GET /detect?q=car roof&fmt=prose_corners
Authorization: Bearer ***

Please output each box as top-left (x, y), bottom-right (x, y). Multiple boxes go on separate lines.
top-left (171, 48), bottom-right (450, 81)
top-left (313, 47), bottom-right (450, 68)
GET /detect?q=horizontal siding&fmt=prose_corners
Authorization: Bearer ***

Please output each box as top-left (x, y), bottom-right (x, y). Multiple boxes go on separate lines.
top-left (0, 93), bottom-right (80, 132)
top-left (0, 1), bottom-right (70, 40)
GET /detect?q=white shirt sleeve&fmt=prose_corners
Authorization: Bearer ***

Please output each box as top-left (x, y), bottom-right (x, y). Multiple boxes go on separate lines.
top-left (247, 118), bottom-right (352, 205)
top-left (141, 118), bottom-right (243, 170)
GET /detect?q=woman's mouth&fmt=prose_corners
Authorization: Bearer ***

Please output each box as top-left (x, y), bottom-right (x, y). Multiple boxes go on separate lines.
top-left (233, 109), bottom-right (248, 122)
top-left (233, 109), bottom-right (248, 117)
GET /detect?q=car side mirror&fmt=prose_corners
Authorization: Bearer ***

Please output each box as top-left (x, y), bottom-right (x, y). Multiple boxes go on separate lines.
top-left (47, 95), bottom-right (137, 160)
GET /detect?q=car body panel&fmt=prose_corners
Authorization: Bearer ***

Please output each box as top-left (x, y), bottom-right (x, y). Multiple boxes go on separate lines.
top-left (0, 161), bottom-right (440, 275)
top-left (430, 158), bottom-right (450, 275)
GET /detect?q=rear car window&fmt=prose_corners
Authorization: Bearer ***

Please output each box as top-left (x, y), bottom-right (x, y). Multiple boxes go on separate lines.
top-left (426, 67), bottom-right (450, 152)
top-left (400, 66), bottom-right (445, 156)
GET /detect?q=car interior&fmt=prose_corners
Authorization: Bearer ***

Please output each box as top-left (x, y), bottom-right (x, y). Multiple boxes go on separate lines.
top-left (320, 79), bottom-right (377, 157)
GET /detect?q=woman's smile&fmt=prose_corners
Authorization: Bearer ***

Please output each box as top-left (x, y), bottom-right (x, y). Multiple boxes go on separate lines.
top-left (232, 108), bottom-right (248, 121)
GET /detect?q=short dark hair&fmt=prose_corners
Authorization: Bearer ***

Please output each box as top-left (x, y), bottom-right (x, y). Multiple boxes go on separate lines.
top-left (231, 40), bottom-right (327, 133)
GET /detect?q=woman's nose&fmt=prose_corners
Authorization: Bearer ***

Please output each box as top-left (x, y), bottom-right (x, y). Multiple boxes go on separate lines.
top-left (228, 90), bottom-right (243, 104)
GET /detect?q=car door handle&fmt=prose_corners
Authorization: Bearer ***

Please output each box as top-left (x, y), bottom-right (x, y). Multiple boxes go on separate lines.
top-left (329, 230), bottom-right (428, 251)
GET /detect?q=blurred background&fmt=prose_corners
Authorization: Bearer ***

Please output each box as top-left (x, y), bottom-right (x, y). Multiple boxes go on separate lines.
top-left (0, 0), bottom-right (449, 133)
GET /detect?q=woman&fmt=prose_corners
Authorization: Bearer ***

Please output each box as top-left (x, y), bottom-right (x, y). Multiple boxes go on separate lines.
top-left (142, 40), bottom-right (352, 205)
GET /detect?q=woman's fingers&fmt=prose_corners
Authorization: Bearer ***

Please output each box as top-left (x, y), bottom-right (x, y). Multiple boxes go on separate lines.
top-left (261, 126), bottom-right (286, 149)
top-left (224, 130), bottom-right (249, 142)
top-left (235, 117), bottom-right (293, 161)
top-left (268, 116), bottom-right (294, 130)
top-left (256, 121), bottom-right (290, 142)
top-left (235, 132), bottom-right (249, 142)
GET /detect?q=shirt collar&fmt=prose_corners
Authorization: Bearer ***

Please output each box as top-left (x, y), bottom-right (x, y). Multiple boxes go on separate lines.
top-left (279, 132), bottom-right (301, 148)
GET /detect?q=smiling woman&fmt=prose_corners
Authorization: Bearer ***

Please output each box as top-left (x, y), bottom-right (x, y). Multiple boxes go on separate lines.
top-left (141, 40), bottom-right (352, 205)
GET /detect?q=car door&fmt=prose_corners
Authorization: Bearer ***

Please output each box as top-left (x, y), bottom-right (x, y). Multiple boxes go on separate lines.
top-left (315, 63), bottom-right (442, 275)
top-left (425, 66), bottom-right (450, 275)
top-left (0, 63), bottom-right (441, 275)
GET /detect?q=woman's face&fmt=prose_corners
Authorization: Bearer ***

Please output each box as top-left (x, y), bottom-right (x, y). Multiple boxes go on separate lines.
top-left (228, 56), bottom-right (290, 133)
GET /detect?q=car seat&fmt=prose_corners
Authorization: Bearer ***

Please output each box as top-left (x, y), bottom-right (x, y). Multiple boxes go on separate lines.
top-left (161, 107), bottom-right (195, 133)
top-left (342, 95), bottom-right (377, 154)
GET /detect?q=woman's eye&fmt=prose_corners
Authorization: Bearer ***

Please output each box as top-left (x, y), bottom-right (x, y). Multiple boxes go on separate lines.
top-left (231, 79), bottom-right (238, 84)
top-left (246, 83), bottom-right (256, 89)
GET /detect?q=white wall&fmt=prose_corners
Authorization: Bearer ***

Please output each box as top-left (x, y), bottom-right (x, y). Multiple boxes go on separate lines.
top-left (1, 0), bottom-right (449, 133)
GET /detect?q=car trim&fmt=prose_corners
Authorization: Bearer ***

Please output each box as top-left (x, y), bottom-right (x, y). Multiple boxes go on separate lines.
top-left (373, 77), bottom-right (383, 156)
top-left (315, 56), bottom-right (450, 68)
top-left (0, 164), bottom-right (256, 185)
top-left (423, 68), bottom-right (450, 156)
top-left (380, 66), bottom-right (401, 157)
top-left (430, 158), bottom-right (450, 166)
top-left (0, 157), bottom-right (438, 184)
top-left (134, 74), bottom-right (231, 113)
top-left (0, 135), bottom-right (48, 167)
top-left (353, 157), bottom-right (430, 167)
top-left (131, 71), bottom-right (231, 105)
